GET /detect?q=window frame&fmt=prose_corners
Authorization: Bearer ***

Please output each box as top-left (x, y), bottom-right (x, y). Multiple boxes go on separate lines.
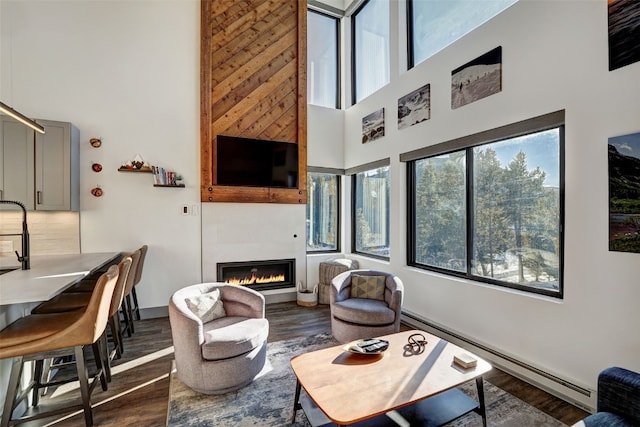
top-left (404, 111), bottom-right (565, 298)
top-left (307, 8), bottom-right (341, 109)
top-left (349, 159), bottom-right (391, 261)
top-left (306, 167), bottom-right (342, 254)
top-left (406, 0), bottom-right (418, 69)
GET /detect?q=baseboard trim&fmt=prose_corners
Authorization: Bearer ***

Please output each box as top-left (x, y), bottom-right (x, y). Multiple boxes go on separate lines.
top-left (401, 310), bottom-right (595, 412)
top-left (140, 306), bottom-right (168, 319)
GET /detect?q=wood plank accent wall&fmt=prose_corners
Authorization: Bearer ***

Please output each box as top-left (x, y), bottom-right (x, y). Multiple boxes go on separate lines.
top-left (200, 0), bottom-right (307, 204)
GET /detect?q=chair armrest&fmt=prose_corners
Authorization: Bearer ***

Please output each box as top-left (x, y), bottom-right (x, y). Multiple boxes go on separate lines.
top-left (219, 285), bottom-right (265, 318)
top-left (168, 295), bottom-right (205, 350)
top-left (331, 271), bottom-right (353, 303)
top-left (597, 366), bottom-right (640, 424)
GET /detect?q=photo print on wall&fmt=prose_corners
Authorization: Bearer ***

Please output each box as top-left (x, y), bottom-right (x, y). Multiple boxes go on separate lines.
top-left (362, 108), bottom-right (385, 144)
top-left (608, 131), bottom-right (640, 253)
top-left (398, 84), bottom-right (431, 130)
top-left (608, 0), bottom-right (640, 71)
top-left (451, 46), bottom-right (502, 109)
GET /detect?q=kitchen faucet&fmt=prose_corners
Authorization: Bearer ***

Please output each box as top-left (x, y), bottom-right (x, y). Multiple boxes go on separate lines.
top-left (0, 200), bottom-right (30, 270)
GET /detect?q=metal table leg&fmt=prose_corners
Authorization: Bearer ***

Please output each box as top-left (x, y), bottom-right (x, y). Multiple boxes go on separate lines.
top-left (476, 376), bottom-right (487, 427)
top-left (292, 379), bottom-right (302, 424)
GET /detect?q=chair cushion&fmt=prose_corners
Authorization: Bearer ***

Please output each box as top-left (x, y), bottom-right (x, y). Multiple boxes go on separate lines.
top-left (201, 316), bottom-right (269, 360)
top-left (332, 298), bottom-right (395, 326)
top-left (185, 289), bottom-right (226, 323)
top-left (350, 275), bottom-right (385, 301)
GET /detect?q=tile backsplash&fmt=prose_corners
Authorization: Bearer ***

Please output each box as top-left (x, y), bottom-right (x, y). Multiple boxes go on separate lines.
top-left (0, 211), bottom-right (80, 261)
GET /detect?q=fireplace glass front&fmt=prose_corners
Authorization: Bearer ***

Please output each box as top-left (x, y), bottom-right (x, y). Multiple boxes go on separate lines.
top-left (216, 258), bottom-right (295, 291)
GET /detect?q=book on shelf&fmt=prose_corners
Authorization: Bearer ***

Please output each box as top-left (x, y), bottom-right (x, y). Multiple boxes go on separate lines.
top-left (152, 166), bottom-right (179, 186)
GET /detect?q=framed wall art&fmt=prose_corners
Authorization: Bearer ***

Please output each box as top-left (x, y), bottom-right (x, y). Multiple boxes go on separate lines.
top-left (608, 0), bottom-right (640, 71)
top-left (451, 46), bottom-right (502, 109)
top-left (609, 131), bottom-right (640, 253)
top-left (398, 84), bottom-right (431, 130)
top-left (362, 108), bottom-right (385, 144)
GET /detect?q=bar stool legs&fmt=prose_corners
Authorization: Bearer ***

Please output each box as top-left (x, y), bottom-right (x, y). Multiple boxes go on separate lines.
top-left (1, 345), bottom-right (99, 427)
top-left (1, 357), bottom-right (24, 427)
top-left (0, 265), bottom-right (119, 427)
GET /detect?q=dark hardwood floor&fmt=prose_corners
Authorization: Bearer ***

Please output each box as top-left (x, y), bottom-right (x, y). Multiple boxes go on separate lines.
top-left (19, 302), bottom-right (588, 426)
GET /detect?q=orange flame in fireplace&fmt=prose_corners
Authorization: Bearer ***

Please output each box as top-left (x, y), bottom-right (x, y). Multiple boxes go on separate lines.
top-left (225, 272), bottom-right (285, 285)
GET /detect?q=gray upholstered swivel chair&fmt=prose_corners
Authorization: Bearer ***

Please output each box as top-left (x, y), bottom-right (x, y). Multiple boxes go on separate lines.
top-left (330, 269), bottom-right (403, 344)
top-left (169, 283), bottom-right (269, 395)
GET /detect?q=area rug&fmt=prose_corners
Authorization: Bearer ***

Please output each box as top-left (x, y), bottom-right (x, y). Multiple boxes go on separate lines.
top-left (167, 333), bottom-right (565, 426)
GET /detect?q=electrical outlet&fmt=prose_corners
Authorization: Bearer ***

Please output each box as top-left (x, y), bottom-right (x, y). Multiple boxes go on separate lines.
top-left (190, 204), bottom-right (199, 216)
top-left (0, 241), bottom-right (13, 253)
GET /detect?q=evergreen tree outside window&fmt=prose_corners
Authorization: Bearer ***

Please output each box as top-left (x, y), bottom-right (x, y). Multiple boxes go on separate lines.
top-left (472, 129), bottom-right (561, 288)
top-left (353, 165), bottom-right (390, 259)
top-left (413, 152), bottom-right (466, 272)
top-left (407, 114), bottom-right (564, 297)
top-left (307, 172), bottom-right (340, 252)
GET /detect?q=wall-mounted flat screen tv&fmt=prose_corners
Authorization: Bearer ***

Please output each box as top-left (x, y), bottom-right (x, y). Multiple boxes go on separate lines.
top-left (216, 135), bottom-right (299, 189)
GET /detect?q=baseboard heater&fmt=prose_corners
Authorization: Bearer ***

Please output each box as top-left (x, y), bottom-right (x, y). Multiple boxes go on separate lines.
top-left (401, 311), bottom-right (592, 399)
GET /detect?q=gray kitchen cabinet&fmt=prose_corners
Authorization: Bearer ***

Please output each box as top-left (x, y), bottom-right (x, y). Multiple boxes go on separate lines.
top-left (0, 116), bottom-right (79, 211)
top-left (34, 119), bottom-right (79, 211)
top-left (0, 116), bottom-right (35, 208)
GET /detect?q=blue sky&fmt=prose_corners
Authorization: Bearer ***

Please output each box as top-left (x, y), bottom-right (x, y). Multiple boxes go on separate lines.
top-left (610, 132), bottom-right (640, 161)
top-left (481, 129), bottom-right (560, 187)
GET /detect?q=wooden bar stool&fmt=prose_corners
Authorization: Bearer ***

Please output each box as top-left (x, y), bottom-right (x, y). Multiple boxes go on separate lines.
top-left (63, 253), bottom-right (124, 293)
top-left (130, 245), bottom-right (147, 321)
top-left (54, 249), bottom-right (141, 338)
top-left (31, 255), bottom-right (133, 380)
top-left (120, 248), bottom-right (142, 337)
top-left (0, 265), bottom-right (119, 427)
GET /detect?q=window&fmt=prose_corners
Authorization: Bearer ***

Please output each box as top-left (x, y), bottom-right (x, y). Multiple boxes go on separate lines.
top-left (307, 172), bottom-right (340, 252)
top-left (412, 152), bottom-right (467, 272)
top-left (406, 112), bottom-right (564, 297)
top-left (407, 0), bottom-right (517, 68)
top-left (352, 0), bottom-right (389, 103)
top-left (352, 163), bottom-right (390, 259)
top-left (308, 10), bottom-right (340, 109)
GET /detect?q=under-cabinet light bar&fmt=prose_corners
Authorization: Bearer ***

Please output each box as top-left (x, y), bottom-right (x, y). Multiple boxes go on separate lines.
top-left (0, 101), bottom-right (45, 134)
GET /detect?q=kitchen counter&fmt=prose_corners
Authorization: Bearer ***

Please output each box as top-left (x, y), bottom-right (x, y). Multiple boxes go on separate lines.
top-left (0, 252), bottom-right (120, 305)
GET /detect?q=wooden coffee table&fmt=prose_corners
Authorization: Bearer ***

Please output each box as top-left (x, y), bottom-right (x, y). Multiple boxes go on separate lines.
top-left (291, 330), bottom-right (492, 426)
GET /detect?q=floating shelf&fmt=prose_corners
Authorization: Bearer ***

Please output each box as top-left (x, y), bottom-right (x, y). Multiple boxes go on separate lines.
top-left (118, 167), bottom-right (152, 173)
top-left (153, 184), bottom-right (185, 188)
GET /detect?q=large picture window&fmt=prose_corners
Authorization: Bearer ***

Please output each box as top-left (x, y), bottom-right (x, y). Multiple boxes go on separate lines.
top-left (352, 163), bottom-right (390, 259)
top-left (407, 0), bottom-right (517, 68)
top-left (352, 0), bottom-right (389, 104)
top-left (308, 10), bottom-right (340, 109)
top-left (307, 172), bottom-right (340, 252)
top-left (406, 112), bottom-right (564, 297)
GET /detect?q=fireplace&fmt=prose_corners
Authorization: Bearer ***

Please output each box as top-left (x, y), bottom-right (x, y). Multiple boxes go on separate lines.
top-left (217, 258), bottom-right (295, 291)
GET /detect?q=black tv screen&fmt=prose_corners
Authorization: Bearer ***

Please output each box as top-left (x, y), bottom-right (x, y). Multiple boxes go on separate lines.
top-left (216, 135), bottom-right (299, 188)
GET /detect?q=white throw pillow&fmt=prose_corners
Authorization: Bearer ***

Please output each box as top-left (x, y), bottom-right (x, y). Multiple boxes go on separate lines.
top-left (185, 289), bottom-right (226, 323)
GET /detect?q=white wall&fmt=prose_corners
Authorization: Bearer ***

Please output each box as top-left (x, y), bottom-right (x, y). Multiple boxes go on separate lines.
top-left (2, 0), bottom-right (639, 410)
top-left (1, 0), bottom-right (203, 310)
top-left (341, 0), bottom-right (640, 404)
top-left (201, 203), bottom-right (306, 299)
